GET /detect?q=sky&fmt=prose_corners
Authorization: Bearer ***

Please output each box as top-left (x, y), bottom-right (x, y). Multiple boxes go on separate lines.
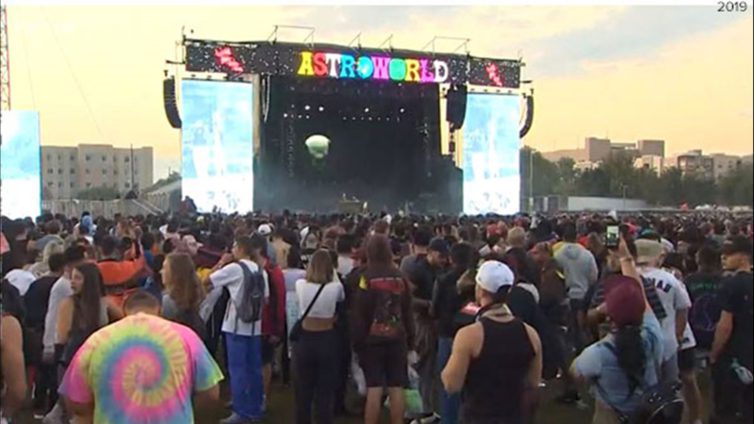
top-left (7, 5), bottom-right (753, 179)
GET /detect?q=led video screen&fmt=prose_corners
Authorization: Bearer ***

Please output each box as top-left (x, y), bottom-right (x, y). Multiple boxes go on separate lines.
top-left (462, 93), bottom-right (521, 215)
top-left (1, 111), bottom-right (42, 218)
top-left (181, 80), bottom-right (254, 213)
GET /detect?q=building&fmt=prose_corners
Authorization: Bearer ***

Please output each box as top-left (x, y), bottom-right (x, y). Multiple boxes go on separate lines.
top-left (585, 137), bottom-right (612, 162)
top-left (637, 139), bottom-right (665, 158)
top-left (41, 144), bottom-right (154, 200)
top-left (709, 153), bottom-right (753, 181)
top-left (544, 137), bottom-right (666, 164)
top-left (634, 155), bottom-right (665, 176)
top-left (677, 150), bottom-right (714, 180)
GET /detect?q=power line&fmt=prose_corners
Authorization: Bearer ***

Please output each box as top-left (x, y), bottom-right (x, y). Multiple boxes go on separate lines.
top-left (22, 26), bottom-right (36, 110)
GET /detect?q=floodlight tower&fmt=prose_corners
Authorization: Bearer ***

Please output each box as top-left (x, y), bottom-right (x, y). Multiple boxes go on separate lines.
top-left (0, 5), bottom-right (10, 110)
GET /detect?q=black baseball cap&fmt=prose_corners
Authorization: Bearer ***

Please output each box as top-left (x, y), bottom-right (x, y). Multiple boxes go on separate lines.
top-left (721, 236), bottom-right (753, 257)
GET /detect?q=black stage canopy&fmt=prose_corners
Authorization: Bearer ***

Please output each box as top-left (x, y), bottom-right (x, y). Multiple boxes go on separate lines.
top-left (184, 38), bottom-right (521, 89)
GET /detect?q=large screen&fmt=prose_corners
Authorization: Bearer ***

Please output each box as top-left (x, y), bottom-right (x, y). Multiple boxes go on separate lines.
top-left (181, 80), bottom-right (254, 213)
top-left (462, 93), bottom-right (520, 215)
top-left (1, 111), bottom-right (42, 218)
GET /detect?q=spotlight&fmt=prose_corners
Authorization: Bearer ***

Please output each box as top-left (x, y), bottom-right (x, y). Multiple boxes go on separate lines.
top-left (297, 115), bottom-right (303, 119)
top-left (306, 115), bottom-right (311, 119)
top-left (304, 105), bottom-right (311, 111)
top-left (399, 108), bottom-right (405, 113)
top-left (283, 113), bottom-right (288, 118)
top-left (364, 107), bottom-right (370, 113)
top-left (318, 106), bottom-right (325, 112)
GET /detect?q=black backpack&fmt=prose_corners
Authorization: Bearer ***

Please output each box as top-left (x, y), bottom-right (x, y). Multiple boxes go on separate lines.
top-left (234, 262), bottom-right (266, 328)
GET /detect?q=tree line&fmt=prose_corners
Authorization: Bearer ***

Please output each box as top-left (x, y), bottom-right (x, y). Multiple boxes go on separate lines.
top-left (520, 147), bottom-right (753, 207)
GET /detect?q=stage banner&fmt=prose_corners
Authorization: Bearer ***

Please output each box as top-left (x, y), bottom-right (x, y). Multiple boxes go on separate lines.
top-left (1, 111), bottom-right (42, 218)
top-left (462, 94), bottom-right (521, 215)
top-left (181, 80), bottom-right (254, 213)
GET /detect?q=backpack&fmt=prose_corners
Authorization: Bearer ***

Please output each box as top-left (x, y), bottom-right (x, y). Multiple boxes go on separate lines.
top-left (234, 262), bottom-right (266, 328)
top-left (596, 343), bottom-right (684, 424)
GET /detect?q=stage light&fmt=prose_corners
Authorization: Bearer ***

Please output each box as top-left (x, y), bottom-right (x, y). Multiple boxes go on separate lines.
top-left (306, 115), bottom-right (311, 119)
top-left (283, 113), bottom-right (289, 118)
top-left (305, 105), bottom-right (311, 111)
top-left (399, 108), bottom-right (405, 113)
top-left (298, 115), bottom-right (303, 119)
top-left (364, 107), bottom-right (370, 113)
top-left (318, 106), bottom-right (325, 112)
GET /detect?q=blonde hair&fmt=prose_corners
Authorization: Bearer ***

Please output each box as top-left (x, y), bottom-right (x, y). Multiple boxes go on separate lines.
top-left (164, 253), bottom-right (205, 311)
top-left (305, 249), bottom-right (334, 284)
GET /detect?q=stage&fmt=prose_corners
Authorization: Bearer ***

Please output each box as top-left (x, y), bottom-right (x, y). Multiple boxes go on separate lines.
top-left (170, 36), bottom-right (526, 214)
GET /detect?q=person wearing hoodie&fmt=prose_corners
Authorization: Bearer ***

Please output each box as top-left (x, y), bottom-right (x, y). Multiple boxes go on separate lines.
top-left (554, 222), bottom-right (598, 353)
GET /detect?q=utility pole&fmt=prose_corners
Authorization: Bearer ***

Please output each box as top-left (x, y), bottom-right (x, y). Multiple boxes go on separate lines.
top-left (1, 5), bottom-right (11, 110)
top-left (130, 144), bottom-right (135, 193)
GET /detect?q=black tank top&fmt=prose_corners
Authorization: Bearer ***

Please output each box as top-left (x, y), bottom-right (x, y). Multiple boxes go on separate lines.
top-left (462, 317), bottom-right (535, 424)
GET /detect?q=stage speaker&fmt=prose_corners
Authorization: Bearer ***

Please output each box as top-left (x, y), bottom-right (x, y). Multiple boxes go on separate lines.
top-left (163, 77), bottom-right (182, 129)
top-left (446, 84), bottom-right (467, 131)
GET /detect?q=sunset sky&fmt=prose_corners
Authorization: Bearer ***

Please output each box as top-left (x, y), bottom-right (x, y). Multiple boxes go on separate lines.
top-left (7, 5), bottom-right (753, 178)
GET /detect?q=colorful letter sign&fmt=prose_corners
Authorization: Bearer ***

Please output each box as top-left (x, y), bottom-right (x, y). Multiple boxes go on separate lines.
top-left (297, 51), bottom-right (449, 84)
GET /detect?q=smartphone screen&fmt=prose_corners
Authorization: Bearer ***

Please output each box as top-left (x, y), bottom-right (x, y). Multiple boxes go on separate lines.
top-left (606, 225), bottom-right (620, 248)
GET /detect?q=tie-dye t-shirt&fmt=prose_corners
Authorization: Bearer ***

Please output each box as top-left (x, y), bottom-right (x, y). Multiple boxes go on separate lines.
top-left (59, 313), bottom-right (223, 424)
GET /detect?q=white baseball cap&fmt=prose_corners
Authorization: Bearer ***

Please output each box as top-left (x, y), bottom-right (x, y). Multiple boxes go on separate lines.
top-left (475, 260), bottom-right (515, 294)
top-left (257, 224), bottom-right (273, 237)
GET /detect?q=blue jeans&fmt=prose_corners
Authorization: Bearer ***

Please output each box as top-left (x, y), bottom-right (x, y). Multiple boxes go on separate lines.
top-left (437, 337), bottom-right (460, 424)
top-left (225, 332), bottom-right (264, 419)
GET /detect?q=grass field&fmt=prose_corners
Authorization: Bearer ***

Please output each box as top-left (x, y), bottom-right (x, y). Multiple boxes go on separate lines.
top-left (19, 368), bottom-right (716, 423)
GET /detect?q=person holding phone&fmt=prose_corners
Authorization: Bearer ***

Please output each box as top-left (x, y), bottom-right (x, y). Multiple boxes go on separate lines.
top-left (572, 236), bottom-right (666, 424)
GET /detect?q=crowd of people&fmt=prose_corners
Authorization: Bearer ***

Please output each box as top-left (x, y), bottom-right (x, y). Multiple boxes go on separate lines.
top-left (0, 209), bottom-right (752, 424)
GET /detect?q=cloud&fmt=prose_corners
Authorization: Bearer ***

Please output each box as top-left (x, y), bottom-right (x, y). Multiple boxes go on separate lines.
top-left (526, 6), bottom-right (748, 77)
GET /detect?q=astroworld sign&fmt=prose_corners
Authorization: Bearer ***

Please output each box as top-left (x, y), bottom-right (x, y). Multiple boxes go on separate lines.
top-left (297, 51), bottom-right (449, 84)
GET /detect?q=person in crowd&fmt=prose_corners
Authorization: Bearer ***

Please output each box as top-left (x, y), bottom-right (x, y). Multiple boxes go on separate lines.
top-left (206, 235), bottom-right (269, 424)
top-left (336, 234), bottom-right (356, 277)
top-left (56, 263), bottom-right (122, 365)
top-left (283, 247), bottom-right (307, 385)
top-left (554, 222), bottom-right (599, 353)
top-left (96, 232), bottom-right (148, 311)
top-left (58, 290), bottom-right (223, 423)
top-left (571, 257), bottom-right (666, 424)
top-left (661, 252), bottom-right (704, 424)
top-left (351, 234), bottom-right (415, 424)
top-left (35, 219), bottom-right (64, 253)
top-left (4, 248), bottom-right (37, 296)
top-left (250, 233), bottom-right (286, 412)
top-left (29, 239), bottom-right (65, 279)
top-left (685, 244), bottom-right (723, 352)
top-left (46, 262), bottom-right (122, 423)
top-left (441, 260), bottom-right (542, 424)
top-left (432, 242), bottom-right (477, 424)
top-left (400, 226), bottom-right (433, 274)
top-left (292, 249), bottom-right (345, 424)
top-left (1, 310), bottom-right (27, 423)
top-left (710, 236), bottom-right (753, 424)
top-left (24, 252), bottom-right (66, 415)
top-left (161, 252), bottom-right (208, 344)
top-left (634, 239), bottom-right (692, 384)
top-left (405, 236), bottom-right (448, 420)
top-left (271, 228), bottom-right (292, 271)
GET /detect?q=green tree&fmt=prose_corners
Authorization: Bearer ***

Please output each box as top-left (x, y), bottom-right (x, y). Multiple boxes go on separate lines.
top-left (555, 157), bottom-right (577, 195)
top-left (719, 163), bottom-right (754, 206)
